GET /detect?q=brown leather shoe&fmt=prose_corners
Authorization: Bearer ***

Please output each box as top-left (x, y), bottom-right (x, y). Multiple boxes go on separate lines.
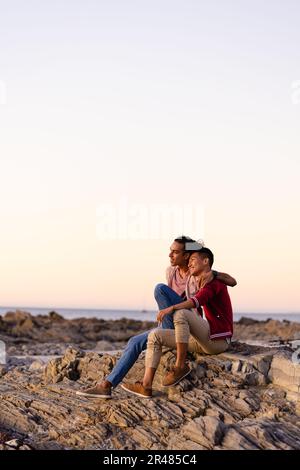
top-left (121, 381), bottom-right (152, 398)
top-left (76, 384), bottom-right (111, 399)
top-left (162, 364), bottom-right (191, 387)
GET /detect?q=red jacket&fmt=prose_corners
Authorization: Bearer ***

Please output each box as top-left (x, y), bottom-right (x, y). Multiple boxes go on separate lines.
top-left (191, 279), bottom-right (233, 340)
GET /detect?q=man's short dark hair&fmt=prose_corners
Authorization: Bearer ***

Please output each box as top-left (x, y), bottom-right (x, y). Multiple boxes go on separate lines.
top-left (192, 247), bottom-right (214, 268)
top-left (174, 235), bottom-right (196, 252)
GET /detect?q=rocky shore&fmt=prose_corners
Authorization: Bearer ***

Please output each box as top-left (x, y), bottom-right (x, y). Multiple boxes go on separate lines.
top-left (0, 310), bottom-right (300, 450)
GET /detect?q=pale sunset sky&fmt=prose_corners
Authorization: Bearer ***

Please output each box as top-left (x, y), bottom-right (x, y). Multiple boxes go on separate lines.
top-left (0, 1), bottom-right (299, 313)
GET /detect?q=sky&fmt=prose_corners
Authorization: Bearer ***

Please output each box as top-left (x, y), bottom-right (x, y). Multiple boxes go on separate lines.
top-left (0, 0), bottom-right (299, 313)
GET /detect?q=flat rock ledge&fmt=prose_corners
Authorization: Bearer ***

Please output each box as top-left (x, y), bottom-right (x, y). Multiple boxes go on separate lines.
top-left (0, 342), bottom-right (300, 450)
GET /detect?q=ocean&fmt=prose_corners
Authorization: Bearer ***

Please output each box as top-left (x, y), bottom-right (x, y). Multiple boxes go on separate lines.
top-left (0, 307), bottom-right (300, 323)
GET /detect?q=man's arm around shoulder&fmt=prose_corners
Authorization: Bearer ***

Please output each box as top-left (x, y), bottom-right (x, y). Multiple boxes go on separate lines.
top-left (214, 271), bottom-right (237, 287)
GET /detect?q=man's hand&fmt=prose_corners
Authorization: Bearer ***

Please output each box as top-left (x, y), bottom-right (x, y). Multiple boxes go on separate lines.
top-left (199, 270), bottom-right (213, 288)
top-left (157, 306), bottom-right (174, 323)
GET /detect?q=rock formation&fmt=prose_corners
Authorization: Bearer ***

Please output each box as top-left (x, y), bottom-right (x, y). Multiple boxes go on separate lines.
top-left (0, 342), bottom-right (300, 450)
top-left (1, 311), bottom-right (300, 450)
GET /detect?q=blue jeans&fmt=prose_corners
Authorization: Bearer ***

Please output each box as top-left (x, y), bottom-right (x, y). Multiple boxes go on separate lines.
top-left (106, 283), bottom-right (183, 387)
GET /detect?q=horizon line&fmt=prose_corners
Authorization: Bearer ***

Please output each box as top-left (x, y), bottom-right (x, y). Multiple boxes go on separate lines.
top-left (0, 305), bottom-right (300, 316)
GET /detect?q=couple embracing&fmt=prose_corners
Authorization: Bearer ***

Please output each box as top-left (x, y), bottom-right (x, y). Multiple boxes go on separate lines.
top-left (77, 236), bottom-right (236, 399)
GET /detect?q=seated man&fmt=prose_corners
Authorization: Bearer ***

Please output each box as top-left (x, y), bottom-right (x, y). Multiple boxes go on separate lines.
top-left (122, 247), bottom-right (233, 398)
top-left (77, 240), bottom-right (236, 399)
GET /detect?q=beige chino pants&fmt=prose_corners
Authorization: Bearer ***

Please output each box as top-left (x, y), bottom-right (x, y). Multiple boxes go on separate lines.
top-left (146, 308), bottom-right (229, 369)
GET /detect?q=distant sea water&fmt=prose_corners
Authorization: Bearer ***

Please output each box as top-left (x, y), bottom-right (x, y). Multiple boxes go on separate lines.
top-left (0, 307), bottom-right (300, 324)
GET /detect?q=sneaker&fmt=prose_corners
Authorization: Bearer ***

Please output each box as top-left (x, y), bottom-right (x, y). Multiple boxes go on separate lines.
top-left (76, 384), bottom-right (112, 399)
top-left (162, 364), bottom-right (191, 387)
top-left (121, 381), bottom-right (152, 398)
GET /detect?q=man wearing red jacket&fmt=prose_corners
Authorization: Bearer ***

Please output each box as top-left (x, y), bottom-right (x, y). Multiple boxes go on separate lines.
top-left (122, 247), bottom-right (233, 398)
